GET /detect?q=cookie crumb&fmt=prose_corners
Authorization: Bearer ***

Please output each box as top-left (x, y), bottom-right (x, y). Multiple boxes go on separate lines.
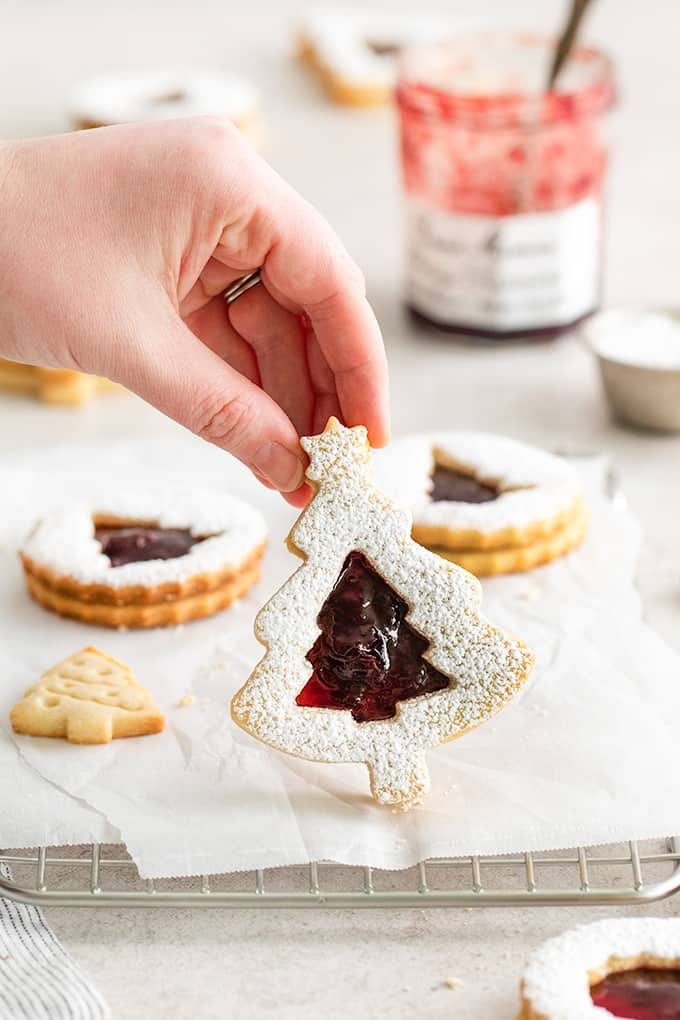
top-left (178, 694), bottom-right (195, 708)
top-left (443, 976), bottom-right (463, 990)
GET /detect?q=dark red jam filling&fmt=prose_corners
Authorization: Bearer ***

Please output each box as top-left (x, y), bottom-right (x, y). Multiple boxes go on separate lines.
top-left (590, 968), bottom-right (680, 1019)
top-left (296, 551), bottom-right (451, 723)
top-left (430, 465), bottom-right (500, 504)
top-left (95, 526), bottom-right (206, 567)
top-left (366, 39), bottom-right (400, 56)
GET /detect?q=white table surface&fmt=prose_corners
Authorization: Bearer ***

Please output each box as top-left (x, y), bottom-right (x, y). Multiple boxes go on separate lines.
top-left (2, 1), bottom-right (680, 1017)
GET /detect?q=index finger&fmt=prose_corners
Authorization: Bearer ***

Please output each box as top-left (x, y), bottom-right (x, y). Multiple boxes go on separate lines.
top-left (259, 196), bottom-right (390, 448)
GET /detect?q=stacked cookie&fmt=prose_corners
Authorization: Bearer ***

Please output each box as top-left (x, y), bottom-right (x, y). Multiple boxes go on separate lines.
top-left (69, 67), bottom-right (261, 143)
top-left (20, 489), bottom-right (267, 628)
top-left (297, 9), bottom-right (456, 107)
top-left (376, 434), bottom-right (587, 577)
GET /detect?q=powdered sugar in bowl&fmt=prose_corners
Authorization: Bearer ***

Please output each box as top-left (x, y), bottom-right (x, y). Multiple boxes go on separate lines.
top-left (584, 307), bottom-right (680, 431)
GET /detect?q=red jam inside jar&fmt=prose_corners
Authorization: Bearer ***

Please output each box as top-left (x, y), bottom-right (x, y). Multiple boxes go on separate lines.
top-left (396, 33), bottom-right (616, 339)
top-left (590, 967), bottom-right (680, 1019)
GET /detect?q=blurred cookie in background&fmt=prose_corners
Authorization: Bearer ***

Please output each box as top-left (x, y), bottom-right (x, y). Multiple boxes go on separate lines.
top-left (69, 66), bottom-right (261, 143)
top-left (375, 433), bottom-right (588, 577)
top-left (0, 360), bottom-right (120, 406)
top-left (297, 7), bottom-right (462, 107)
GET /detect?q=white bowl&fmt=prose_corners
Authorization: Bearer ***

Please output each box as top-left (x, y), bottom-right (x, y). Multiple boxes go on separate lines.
top-left (583, 307), bottom-right (680, 432)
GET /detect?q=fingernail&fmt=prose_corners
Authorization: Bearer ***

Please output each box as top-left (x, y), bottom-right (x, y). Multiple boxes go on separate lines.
top-left (252, 442), bottom-right (306, 492)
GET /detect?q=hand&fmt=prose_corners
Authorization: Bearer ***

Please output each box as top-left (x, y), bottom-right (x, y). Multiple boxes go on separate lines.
top-left (0, 118), bottom-right (389, 505)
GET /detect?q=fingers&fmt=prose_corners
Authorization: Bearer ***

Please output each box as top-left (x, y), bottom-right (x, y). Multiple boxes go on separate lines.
top-left (255, 197), bottom-right (390, 447)
top-left (185, 297), bottom-right (260, 385)
top-left (282, 482), bottom-right (313, 509)
top-left (227, 284), bottom-right (315, 437)
top-left (204, 142), bottom-right (390, 447)
top-left (112, 303), bottom-right (307, 493)
top-left (180, 256), bottom-right (248, 319)
top-left (175, 119), bottom-right (390, 447)
top-left (305, 328), bottom-right (343, 435)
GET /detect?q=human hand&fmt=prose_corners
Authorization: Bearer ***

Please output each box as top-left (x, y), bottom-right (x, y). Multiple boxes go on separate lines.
top-left (0, 118), bottom-right (389, 505)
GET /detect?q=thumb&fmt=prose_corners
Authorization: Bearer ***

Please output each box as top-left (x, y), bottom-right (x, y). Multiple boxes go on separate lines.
top-left (105, 311), bottom-right (308, 493)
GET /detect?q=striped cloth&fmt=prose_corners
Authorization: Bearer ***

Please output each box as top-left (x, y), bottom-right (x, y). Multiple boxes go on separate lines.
top-left (0, 865), bottom-right (109, 1020)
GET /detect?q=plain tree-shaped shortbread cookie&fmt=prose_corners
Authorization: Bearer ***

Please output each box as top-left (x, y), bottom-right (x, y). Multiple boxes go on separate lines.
top-left (11, 646), bottom-right (165, 744)
top-left (232, 418), bottom-right (534, 810)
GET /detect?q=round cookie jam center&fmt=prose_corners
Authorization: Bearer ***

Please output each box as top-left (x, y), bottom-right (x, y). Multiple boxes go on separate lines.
top-left (296, 551), bottom-right (451, 723)
top-left (430, 465), bottom-right (500, 504)
top-left (366, 39), bottom-right (400, 56)
top-left (151, 90), bottom-right (187, 105)
top-left (590, 967), bottom-right (680, 1019)
top-left (95, 525), bottom-right (206, 567)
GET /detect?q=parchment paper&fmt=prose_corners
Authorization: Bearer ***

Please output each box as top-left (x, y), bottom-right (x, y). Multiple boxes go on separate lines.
top-left (1, 434), bottom-right (678, 878)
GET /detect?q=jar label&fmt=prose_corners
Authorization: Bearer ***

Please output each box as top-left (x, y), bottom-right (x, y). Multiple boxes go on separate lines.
top-left (405, 197), bottom-right (600, 333)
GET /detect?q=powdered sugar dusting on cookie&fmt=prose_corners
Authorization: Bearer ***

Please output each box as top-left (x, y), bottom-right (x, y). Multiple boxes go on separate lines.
top-left (300, 9), bottom-right (456, 88)
top-left (232, 418), bottom-right (534, 810)
top-left (70, 67), bottom-right (258, 126)
top-left (521, 918), bottom-right (680, 1019)
top-left (375, 432), bottom-right (581, 534)
top-left (21, 488), bottom-right (267, 588)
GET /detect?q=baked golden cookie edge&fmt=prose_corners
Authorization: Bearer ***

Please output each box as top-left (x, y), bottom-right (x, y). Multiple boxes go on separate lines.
top-left (10, 646), bottom-right (165, 744)
top-left (517, 918), bottom-right (680, 1020)
top-left (20, 490), bottom-right (268, 628)
top-left (232, 417), bottom-right (534, 810)
top-left (430, 500), bottom-right (589, 577)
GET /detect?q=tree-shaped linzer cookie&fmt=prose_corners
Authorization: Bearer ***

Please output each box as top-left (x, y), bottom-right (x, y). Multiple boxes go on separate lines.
top-left (11, 646), bottom-right (165, 744)
top-left (232, 418), bottom-right (535, 810)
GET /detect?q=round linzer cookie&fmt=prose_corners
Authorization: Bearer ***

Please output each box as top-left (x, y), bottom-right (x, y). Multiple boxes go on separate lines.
top-left (69, 66), bottom-right (260, 141)
top-left (232, 418), bottom-right (534, 811)
top-left (375, 433), bottom-right (587, 576)
top-left (20, 489), bottom-right (267, 628)
top-left (297, 9), bottom-right (455, 107)
top-left (518, 917), bottom-right (680, 1019)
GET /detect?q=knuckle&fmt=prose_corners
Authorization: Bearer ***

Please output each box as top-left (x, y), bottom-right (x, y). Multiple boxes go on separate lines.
top-left (221, 204), bottom-right (270, 275)
top-left (310, 235), bottom-right (367, 310)
top-left (227, 287), bottom-right (265, 339)
top-left (194, 114), bottom-right (240, 151)
top-left (180, 116), bottom-right (242, 182)
top-left (342, 258), bottom-right (366, 296)
top-left (196, 394), bottom-right (254, 452)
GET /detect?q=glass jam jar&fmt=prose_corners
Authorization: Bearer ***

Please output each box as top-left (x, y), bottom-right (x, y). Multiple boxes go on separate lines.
top-left (396, 33), bottom-right (616, 339)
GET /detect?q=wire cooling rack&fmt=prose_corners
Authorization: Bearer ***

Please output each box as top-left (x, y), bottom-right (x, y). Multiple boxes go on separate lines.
top-left (1, 839), bottom-right (679, 908)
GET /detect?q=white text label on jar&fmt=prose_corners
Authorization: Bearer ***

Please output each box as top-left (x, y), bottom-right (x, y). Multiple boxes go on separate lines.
top-left (405, 196), bottom-right (600, 334)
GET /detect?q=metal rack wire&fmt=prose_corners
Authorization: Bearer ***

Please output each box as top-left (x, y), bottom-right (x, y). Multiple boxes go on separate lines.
top-left (1, 839), bottom-right (679, 909)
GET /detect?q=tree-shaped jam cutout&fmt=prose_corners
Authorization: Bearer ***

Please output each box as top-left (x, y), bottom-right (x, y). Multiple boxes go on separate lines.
top-left (297, 551), bottom-right (451, 723)
top-left (231, 418), bottom-right (534, 810)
